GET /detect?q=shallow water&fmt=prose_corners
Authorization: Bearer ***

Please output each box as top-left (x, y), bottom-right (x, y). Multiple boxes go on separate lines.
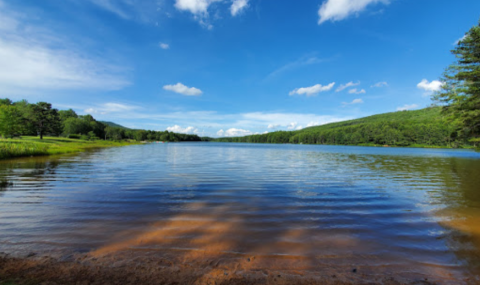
top-left (1, 143), bottom-right (480, 283)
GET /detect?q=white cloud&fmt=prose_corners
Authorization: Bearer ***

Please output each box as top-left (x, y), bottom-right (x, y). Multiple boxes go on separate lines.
top-left (348, 88), bottom-right (366, 94)
top-left (268, 124), bottom-right (280, 129)
top-left (296, 125), bottom-right (303, 130)
top-left (397, 104), bottom-right (419, 111)
top-left (231, 0), bottom-right (249, 16)
top-left (342, 98), bottom-right (364, 106)
top-left (371, 81), bottom-right (388, 88)
top-left (289, 82), bottom-right (335, 96)
top-left (318, 0), bottom-right (389, 25)
top-left (266, 55), bottom-right (328, 80)
top-left (175, 0), bottom-right (218, 15)
top-left (84, 103), bottom-right (138, 115)
top-left (454, 35), bottom-right (467, 45)
top-left (167, 125), bottom-right (199, 134)
top-left (287, 122), bottom-right (298, 130)
top-left (217, 128), bottom-right (253, 137)
top-left (88, 0), bottom-right (160, 22)
top-left (417, 79), bottom-right (444, 94)
top-left (336, 81), bottom-right (360, 92)
top-left (0, 1), bottom-right (130, 94)
top-left (159, 42), bottom-right (169, 49)
top-left (174, 0), bottom-right (221, 28)
top-left (163, 83), bottom-right (203, 96)
top-left (307, 121), bottom-right (320, 127)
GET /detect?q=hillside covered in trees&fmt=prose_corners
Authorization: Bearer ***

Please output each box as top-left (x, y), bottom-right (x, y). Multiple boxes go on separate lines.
top-left (0, 98), bottom-right (202, 142)
top-left (215, 107), bottom-right (470, 148)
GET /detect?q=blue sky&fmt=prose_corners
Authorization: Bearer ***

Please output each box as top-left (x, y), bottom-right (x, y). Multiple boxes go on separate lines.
top-left (1, 0), bottom-right (479, 137)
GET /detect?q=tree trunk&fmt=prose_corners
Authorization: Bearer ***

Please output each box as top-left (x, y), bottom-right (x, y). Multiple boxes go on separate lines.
top-left (40, 131), bottom-right (43, 140)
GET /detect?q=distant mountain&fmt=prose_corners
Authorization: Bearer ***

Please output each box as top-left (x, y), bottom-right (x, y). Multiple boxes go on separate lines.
top-left (100, 121), bottom-right (130, 129)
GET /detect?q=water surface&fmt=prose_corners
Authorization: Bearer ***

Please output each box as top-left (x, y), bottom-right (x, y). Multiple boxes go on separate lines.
top-left (1, 143), bottom-right (480, 283)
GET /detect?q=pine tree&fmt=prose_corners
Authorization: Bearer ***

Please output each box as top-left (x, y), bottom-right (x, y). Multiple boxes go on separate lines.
top-left (434, 19), bottom-right (480, 139)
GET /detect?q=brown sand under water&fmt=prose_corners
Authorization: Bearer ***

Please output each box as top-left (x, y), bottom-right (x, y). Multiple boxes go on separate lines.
top-left (1, 202), bottom-right (469, 285)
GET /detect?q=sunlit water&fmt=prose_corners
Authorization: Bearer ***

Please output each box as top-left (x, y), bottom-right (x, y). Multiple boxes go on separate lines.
top-left (1, 143), bottom-right (480, 282)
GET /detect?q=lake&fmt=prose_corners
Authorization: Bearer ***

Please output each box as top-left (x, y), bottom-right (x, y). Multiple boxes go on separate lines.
top-left (1, 143), bottom-right (480, 284)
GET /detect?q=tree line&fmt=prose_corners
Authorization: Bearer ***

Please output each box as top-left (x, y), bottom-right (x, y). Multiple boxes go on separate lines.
top-left (0, 98), bottom-right (202, 142)
top-left (216, 107), bottom-right (462, 147)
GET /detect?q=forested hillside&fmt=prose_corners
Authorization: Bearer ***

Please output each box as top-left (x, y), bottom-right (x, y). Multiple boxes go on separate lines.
top-left (216, 107), bottom-right (468, 147)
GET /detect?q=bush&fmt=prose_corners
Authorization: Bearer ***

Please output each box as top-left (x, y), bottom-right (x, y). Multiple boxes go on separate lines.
top-left (79, 135), bottom-right (89, 140)
top-left (68, 134), bottom-right (81, 139)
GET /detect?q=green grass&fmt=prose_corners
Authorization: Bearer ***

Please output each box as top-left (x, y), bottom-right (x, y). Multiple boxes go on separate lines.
top-left (0, 136), bottom-right (138, 160)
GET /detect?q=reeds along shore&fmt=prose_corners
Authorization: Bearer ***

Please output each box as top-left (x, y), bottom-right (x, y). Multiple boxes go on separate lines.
top-left (0, 136), bottom-right (137, 160)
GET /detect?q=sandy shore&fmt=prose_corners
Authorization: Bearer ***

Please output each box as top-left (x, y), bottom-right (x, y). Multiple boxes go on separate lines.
top-left (0, 250), bottom-right (445, 285)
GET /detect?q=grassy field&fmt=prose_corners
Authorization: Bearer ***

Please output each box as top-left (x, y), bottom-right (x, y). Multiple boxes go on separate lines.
top-left (0, 136), bottom-right (138, 160)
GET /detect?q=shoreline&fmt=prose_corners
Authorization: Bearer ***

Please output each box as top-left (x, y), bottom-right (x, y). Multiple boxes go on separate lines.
top-left (212, 141), bottom-right (476, 150)
top-left (0, 251), bottom-right (442, 285)
top-left (0, 136), bottom-right (140, 160)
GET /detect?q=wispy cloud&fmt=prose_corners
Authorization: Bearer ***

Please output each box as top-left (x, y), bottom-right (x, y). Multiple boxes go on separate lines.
top-left (371, 81), bottom-right (388, 88)
top-left (231, 0), bottom-right (249, 16)
top-left (342, 98), bottom-right (364, 106)
top-left (159, 42), bottom-right (170, 49)
top-left (397, 104), bottom-right (418, 111)
top-left (88, 0), bottom-right (162, 23)
top-left (85, 103), bottom-right (139, 115)
top-left (266, 55), bottom-right (330, 80)
top-left (0, 1), bottom-right (130, 95)
top-left (336, 81), bottom-right (360, 92)
top-left (289, 83), bottom-right (335, 97)
top-left (348, 88), bottom-right (366, 94)
top-left (318, 0), bottom-right (390, 25)
top-left (163, 83), bottom-right (203, 96)
top-left (454, 35), bottom-right (467, 45)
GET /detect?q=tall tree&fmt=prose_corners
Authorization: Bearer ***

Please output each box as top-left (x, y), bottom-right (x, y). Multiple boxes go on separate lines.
top-left (27, 102), bottom-right (61, 139)
top-left (433, 19), bottom-right (480, 139)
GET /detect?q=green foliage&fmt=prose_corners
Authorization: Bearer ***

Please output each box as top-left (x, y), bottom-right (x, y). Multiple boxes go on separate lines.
top-left (0, 136), bottom-right (139, 159)
top-left (0, 141), bottom-right (49, 159)
top-left (58, 109), bottom-right (78, 122)
top-left (434, 19), bottom-right (480, 139)
top-left (63, 115), bottom-right (106, 139)
top-left (0, 105), bottom-right (23, 138)
top-left (0, 97), bottom-right (202, 144)
top-left (24, 102), bottom-right (62, 139)
top-left (216, 108), bottom-right (467, 148)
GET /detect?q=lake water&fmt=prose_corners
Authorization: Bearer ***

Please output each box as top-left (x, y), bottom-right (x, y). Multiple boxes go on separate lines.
top-left (1, 143), bottom-right (480, 283)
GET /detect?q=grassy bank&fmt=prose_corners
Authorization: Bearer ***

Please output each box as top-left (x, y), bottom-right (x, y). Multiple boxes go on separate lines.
top-left (0, 136), bottom-right (138, 160)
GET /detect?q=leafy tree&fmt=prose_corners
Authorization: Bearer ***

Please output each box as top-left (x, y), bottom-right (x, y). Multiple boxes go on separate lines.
top-left (433, 19), bottom-right (480, 139)
top-left (27, 102), bottom-right (62, 139)
top-left (59, 109), bottom-right (78, 122)
top-left (0, 105), bottom-right (22, 138)
top-left (0, 98), bottom-right (12, 106)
